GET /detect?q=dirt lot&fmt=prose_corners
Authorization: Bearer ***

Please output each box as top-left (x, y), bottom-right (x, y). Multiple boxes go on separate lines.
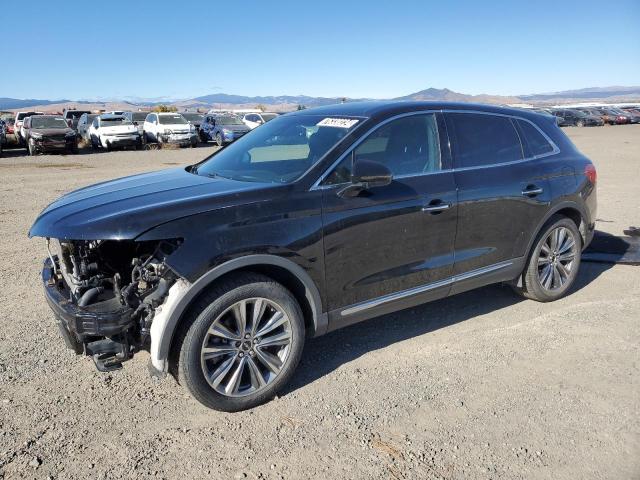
top-left (0, 127), bottom-right (638, 480)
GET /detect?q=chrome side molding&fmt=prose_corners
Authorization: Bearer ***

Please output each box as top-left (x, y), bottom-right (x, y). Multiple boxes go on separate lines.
top-left (340, 260), bottom-right (514, 317)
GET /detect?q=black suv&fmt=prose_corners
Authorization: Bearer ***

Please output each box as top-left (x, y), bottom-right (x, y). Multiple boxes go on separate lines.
top-left (30, 102), bottom-right (597, 411)
top-left (551, 109), bottom-right (604, 127)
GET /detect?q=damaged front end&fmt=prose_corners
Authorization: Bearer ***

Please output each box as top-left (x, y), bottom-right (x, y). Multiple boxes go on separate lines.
top-left (42, 238), bottom-right (182, 372)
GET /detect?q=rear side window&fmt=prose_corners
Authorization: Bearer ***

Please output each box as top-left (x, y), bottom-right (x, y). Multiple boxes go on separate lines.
top-left (517, 119), bottom-right (555, 157)
top-left (447, 113), bottom-right (523, 168)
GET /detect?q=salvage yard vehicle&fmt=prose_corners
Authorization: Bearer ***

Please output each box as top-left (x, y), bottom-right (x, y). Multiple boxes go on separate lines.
top-left (201, 113), bottom-right (250, 145)
top-left (30, 101), bottom-right (597, 412)
top-left (551, 109), bottom-right (604, 127)
top-left (14, 111), bottom-right (43, 143)
top-left (76, 113), bottom-right (98, 141)
top-left (88, 114), bottom-right (142, 151)
top-left (62, 108), bottom-right (92, 131)
top-left (23, 115), bottom-right (78, 155)
top-left (143, 112), bottom-right (198, 147)
top-left (121, 111), bottom-right (150, 137)
top-left (242, 112), bottom-right (280, 129)
top-left (0, 119), bottom-right (5, 156)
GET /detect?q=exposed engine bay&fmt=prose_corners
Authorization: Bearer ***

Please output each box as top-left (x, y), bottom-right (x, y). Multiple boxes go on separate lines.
top-left (45, 238), bottom-right (181, 371)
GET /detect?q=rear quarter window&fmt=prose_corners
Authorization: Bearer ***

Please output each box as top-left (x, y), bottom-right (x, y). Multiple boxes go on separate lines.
top-left (517, 119), bottom-right (555, 157)
top-left (446, 113), bottom-right (523, 168)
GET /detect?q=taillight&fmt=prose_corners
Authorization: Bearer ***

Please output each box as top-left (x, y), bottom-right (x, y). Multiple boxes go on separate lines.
top-left (585, 164), bottom-right (597, 184)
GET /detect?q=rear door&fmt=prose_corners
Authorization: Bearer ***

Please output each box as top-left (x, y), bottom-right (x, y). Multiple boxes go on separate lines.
top-left (320, 113), bottom-right (458, 326)
top-left (445, 112), bottom-right (551, 283)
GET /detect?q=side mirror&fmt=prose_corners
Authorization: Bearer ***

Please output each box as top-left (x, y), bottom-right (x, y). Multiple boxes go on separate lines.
top-left (338, 159), bottom-right (392, 198)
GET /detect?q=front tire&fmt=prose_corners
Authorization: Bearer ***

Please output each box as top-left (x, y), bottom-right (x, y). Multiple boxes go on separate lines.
top-left (514, 216), bottom-right (581, 302)
top-left (173, 273), bottom-right (305, 412)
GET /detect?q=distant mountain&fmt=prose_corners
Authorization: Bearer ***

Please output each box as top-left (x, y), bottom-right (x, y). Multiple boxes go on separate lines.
top-left (393, 87), bottom-right (521, 104)
top-left (520, 86), bottom-right (640, 101)
top-left (192, 93), bottom-right (370, 108)
top-left (2, 86), bottom-right (638, 113)
top-left (0, 97), bottom-right (71, 110)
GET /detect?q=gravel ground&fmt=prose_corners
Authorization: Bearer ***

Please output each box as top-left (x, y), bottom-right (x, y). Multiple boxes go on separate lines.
top-left (0, 127), bottom-right (638, 480)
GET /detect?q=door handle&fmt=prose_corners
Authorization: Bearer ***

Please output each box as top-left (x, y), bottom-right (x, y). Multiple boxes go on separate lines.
top-left (422, 201), bottom-right (451, 213)
top-left (521, 186), bottom-right (544, 197)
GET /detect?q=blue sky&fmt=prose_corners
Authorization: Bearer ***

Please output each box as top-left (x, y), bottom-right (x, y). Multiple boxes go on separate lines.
top-left (3, 0), bottom-right (639, 100)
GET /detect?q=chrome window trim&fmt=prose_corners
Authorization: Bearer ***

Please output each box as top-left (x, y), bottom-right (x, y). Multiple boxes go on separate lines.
top-left (339, 260), bottom-right (514, 317)
top-left (310, 109), bottom-right (560, 190)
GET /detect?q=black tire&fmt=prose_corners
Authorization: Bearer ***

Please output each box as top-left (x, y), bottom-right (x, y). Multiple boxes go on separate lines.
top-left (172, 273), bottom-right (305, 412)
top-left (105, 140), bottom-right (112, 152)
top-left (215, 132), bottom-right (223, 147)
top-left (199, 130), bottom-right (208, 143)
top-left (513, 215), bottom-right (582, 302)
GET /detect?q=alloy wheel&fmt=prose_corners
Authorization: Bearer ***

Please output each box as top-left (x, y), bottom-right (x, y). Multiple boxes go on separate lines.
top-left (200, 298), bottom-right (293, 397)
top-left (537, 226), bottom-right (578, 291)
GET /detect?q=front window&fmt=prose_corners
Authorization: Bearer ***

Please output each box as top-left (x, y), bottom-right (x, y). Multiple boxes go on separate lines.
top-left (194, 114), bottom-right (361, 183)
top-left (158, 114), bottom-right (187, 125)
top-left (132, 112), bottom-right (148, 122)
top-left (182, 113), bottom-right (203, 122)
top-left (216, 115), bottom-right (244, 126)
top-left (31, 117), bottom-right (68, 129)
top-left (101, 117), bottom-right (131, 125)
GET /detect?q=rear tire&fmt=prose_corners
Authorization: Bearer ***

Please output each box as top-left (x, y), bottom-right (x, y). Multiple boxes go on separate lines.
top-left (172, 273), bottom-right (305, 412)
top-left (513, 216), bottom-right (581, 302)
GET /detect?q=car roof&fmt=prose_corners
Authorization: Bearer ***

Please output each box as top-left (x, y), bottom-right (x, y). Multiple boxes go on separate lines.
top-left (284, 101), bottom-right (546, 121)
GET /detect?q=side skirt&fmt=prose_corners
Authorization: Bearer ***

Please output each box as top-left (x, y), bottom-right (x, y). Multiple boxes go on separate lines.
top-left (327, 258), bottom-right (525, 332)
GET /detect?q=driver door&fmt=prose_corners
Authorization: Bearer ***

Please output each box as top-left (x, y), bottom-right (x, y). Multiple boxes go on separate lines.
top-left (319, 113), bottom-right (458, 328)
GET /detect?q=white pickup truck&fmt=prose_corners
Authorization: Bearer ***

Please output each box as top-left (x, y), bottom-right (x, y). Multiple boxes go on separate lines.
top-left (143, 112), bottom-right (198, 147)
top-left (88, 114), bottom-right (142, 151)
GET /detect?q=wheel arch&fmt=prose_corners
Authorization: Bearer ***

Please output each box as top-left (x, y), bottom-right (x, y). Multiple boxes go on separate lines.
top-left (526, 202), bottom-right (588, 257)
top-left (152, 254), bottom-right (327, 374)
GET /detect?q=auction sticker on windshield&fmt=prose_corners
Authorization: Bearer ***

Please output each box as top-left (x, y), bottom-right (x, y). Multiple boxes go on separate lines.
top-left (317, 118), bottom-right (359, 128)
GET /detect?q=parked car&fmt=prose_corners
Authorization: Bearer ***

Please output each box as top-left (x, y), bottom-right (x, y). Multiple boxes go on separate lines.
top-left (550, 109), bottom-right (603, 127)
top-left (76, 113), bottom-right (98, 141)
top-left (599, 108), bottom-right (629, 125)
top-left (608, 107), bottom-right (639, 124)
top-left (14, 111), bottom-right (43, 143)
top-left (532, 109), bottom-right (563, 126)
top-left (22, 115), bottom-right (78, 155)
top-left (180, 112), bottom-right (205, 141)
top-left (30, 102), bottom-right (597, 411)
top-left (0, 120), bottom-right (5, 156)
top-left (201, 113), bottom-right (250, 145)
top-left (242, 112), bottom-right (280, 129)
top-left (62, 109), bottom-right (92, 131)
top-left (121, 111), bottom-right (149, 137)
top-left (88, 114), bottom-right (141, 151)
top-left (143, 112), bottom-right (198, 147)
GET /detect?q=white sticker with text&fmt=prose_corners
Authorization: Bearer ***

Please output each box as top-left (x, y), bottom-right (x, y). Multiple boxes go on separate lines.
top-left (316, 118), bottom-right (359, 129)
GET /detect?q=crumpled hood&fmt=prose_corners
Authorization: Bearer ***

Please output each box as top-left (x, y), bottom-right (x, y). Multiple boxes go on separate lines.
top-left (28, 167), bottom-right (271, 240)
top-left (32, 127), bottom-right (74, 136)
top-left (99, 125), bottom-right (138, 135)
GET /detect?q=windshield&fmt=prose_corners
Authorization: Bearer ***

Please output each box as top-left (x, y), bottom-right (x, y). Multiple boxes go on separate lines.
top-left (17, 112), bottom-right (38, 121)
top-left (216, 115), bottom-right (244, 125)
top-left (131, 112), bottom-right (147, 122)
top-left (31, 117), bottom-right (68, 129)
top-left (194, 114), bottom-right (361, 183)
top-left (101, 117), bottom-right (131, 125)
top-left (182, 113), bottom-right (203, 122)
top-left (158, 114), bottom-right (187, 125)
